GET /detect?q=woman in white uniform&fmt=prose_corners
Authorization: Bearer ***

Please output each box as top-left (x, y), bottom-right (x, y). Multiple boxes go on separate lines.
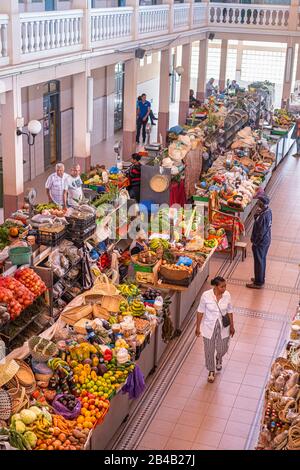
top-left (195, 276), bottom-right (235, 383)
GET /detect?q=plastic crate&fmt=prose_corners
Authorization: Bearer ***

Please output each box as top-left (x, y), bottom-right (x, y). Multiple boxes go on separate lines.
top-left (37, 228), bottom-right (66, 247)
top-left (66, 214), bottom-right (96, 230)
top-left (66, 224), bottom-right (96, 244)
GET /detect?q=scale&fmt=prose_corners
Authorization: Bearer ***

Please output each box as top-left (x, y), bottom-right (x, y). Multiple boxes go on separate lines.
top-left (144, 143), bottom-right (162, 158)
top-left (24, 187), bottom-right (37, 219)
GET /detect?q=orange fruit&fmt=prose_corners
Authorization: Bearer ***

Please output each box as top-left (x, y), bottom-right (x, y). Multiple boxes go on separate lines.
top-left (77, 416), bottom-right (84, 424)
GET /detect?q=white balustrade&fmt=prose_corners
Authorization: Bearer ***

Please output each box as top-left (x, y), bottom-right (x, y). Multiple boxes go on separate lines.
top-left (91, 8), bottom-right (133, 44)
top-left (209, 3), bottom-right (290, 29)
top-left (20, 10), bottom-right (83, 56)
top-left (0, 15), bottom-right (8, 60)
top-left (138, 6), bottom-right (169, 35)
top-left (173, 4), bottom-right (190, 31)
top-left (192, 3), bottom-right (207, 27)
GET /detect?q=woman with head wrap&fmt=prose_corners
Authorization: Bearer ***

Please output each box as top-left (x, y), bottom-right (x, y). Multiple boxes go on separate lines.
top-left (246, 195), bottom-right (272, 289)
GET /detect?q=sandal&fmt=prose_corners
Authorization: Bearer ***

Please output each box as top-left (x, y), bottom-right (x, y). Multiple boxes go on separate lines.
top-left (207, 371), bottom-right (215, 383)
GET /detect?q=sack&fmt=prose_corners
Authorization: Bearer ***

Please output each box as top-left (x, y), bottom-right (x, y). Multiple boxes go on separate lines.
top-left (222, 313), bottom-right (231, 328)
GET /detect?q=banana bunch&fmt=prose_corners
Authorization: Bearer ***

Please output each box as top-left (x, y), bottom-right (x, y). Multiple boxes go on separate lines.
top-left (119, 300), bottom-right (129, 312)
top-left (129, 300), bottom-right (145, 317)
top-left (47, 358), bottom-right (70, 371)
top-left (115, 338), bottom-right (129, 350)
top-left (109, 315), bottom-right (118, 325)
top-left (118, 283), bottom-right (140, 297)
top-left (149, 238), bottom-right (170, 251)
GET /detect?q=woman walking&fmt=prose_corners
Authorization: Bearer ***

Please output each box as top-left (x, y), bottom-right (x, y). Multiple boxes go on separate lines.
top-left (195, 277), bottom-right (235, 383)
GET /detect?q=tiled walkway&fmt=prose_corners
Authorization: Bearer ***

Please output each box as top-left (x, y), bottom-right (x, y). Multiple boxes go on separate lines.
top-left (134, 152), bottom-right (300, 450)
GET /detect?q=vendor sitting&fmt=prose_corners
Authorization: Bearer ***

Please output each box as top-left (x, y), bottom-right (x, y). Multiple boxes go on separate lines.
top-left (189, 89), bottom-right (200, 108)
top-left (130, 230), bottom-right (148, 256)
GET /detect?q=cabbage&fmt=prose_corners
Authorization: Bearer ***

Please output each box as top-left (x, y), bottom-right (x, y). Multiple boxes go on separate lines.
top-left (23, 431), bottom-right (37, 450)
top-left (15, 421), bottom-right (26, 434)
top-left (41, 408), bottom-right (52, 424)
top-left (29, 406), bottom-right (42, 418)
top-left (10, 413), bottom-right (21, 425)
top-left (20, 409), bottom-right (37, 425)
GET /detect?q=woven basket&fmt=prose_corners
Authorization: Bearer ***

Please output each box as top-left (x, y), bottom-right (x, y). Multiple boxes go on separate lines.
top-left (131, 254), bottom-right (157, 267)
top-left (61, 305), bottom-right (93, 325)
top-left (91, 274), bottom-right (119, 296)
top-left (101, 295), bottom-right (123, 313)
top-left (0, 389), bottom-right (12, 421)
top-left (7, 385), bottom-right (30, 414)
top-left (15, 360), bottom-right (36, 393)
top-left (28, 336), bottom-right (58, 363)
top-left (160, 265), bottom-right (192, 282)
top-left (92, 304), bottom-right (110, 320)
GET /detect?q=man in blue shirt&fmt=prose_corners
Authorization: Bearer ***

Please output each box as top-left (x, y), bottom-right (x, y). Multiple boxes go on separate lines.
top-left (246, 195), bottom-right (272, 289)
top-left (136, 93), bottom-right (151, 144)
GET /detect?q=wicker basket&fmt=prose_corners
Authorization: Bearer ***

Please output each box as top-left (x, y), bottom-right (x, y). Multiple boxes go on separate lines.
top-left (92, 304), bottom-right (110, 320)
top-left (0, 389), bottom-right (12, 421)
top-left (61, 305), bottom-right (93, 325)
top-left (160, 265), bottom-right (192, 282)
top-left (92, 274), bottom-right (119, 296)
top-left (7, 384), bottom-right (30, 414)
top-left (15, 360), bottom-right (36, 393)
top-left (28, 336), bottom-right (58, 363)
top-left (100, 295), bottom-right (123, 313)
top-left (131, 254), bottom-right (157, 267)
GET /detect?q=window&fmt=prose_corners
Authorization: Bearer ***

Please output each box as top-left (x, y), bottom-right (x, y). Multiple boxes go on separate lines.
top-left (146, 53), bottom-right (152, 65)
top-left (140, 58), bottom-right (145, 67)
top-left (206, 44), bottom-right (221, 84)
top-left (241, 49), bottom-right (286, 83)
top-left (226, 48), bottom-right (237, 81)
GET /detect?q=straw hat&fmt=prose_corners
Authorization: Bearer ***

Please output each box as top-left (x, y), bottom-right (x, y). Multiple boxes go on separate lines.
top-left (0, 360), bottom-right (20, 388)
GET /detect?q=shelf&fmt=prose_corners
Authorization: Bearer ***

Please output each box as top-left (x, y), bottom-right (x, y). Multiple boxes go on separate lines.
top-left (53, 259), bottom-right (82, 287)
top-left (0, 299), bottom-right (50, 344)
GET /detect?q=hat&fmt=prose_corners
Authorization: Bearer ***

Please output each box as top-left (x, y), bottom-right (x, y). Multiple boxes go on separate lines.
top-left (254, 187), bottom-right (265, 199)
top-left (132, 153), bottom-right (141, 161)
top-left (257, 195), bottom-right (270, 206)
top-left (0, 360), bottom-right (20, 387)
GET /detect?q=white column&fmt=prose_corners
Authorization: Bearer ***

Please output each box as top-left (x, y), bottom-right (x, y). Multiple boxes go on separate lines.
top-left (106, 64), bottom-right (116, 140)
top-left (196, 38), bottom-right (208, 101)
top-left (72, 0), bottom-right (92, 50)
top-left (2, 75), bottom-right (24, 218)
top-left (73, 69), bottom-right (92, 172)
top-left (1, 0), bottom-right (21, 64)
top-left (282, 39), bottom-right (296, 108)
top-left (158, 48), bottom-right (171, 146)
top-left (123, 58), bottom-right (138, 160)
top-left (295, 45), bottom-right (300, 82)
top-left (219, 39), bottom-right (228, 91)
top-left (163, 0), bottom-right (174, 35)
top-left (235, 41), bottom-right (243, 82)
top-left (179, 42), bottom-right (192, 126)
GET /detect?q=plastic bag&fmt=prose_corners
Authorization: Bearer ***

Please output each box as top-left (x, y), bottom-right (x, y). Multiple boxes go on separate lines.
top-left (121, 365), bottom-right (145, 399)
top-left (52, 394), bottom-right (82, 419)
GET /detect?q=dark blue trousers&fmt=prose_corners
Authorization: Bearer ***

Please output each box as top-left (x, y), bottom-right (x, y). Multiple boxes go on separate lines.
top-left (252, 244), bottom-right (270, 286)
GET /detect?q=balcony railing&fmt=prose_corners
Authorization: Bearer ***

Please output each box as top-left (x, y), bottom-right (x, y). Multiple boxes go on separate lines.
top-left (0, 15), bottom-right (8, 64)
top-left (138, 5), bottom-right (169, 37)
top-left (173, 4), bottom-right (190, 31)
top-left (91, 7), bottom-right (133, 45)
top-left (0, 4), bottom-right (296, 67)
top-left (20, 10), bottom-right (83, 59)
top-left (209, 3), bottom-right (290, 29)
top-left (192, 3), bottom-right (207, 27)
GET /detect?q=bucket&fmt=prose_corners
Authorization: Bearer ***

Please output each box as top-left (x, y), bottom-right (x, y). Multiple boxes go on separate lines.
top-left (9, 246), bottom-right (32, 266)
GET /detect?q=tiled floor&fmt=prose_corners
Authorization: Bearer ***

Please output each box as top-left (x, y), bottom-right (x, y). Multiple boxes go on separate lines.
top-left (136, 152), bottom-right (300, 451)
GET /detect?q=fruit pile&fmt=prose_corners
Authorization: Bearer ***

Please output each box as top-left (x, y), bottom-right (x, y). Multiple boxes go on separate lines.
top-left (77, 393), bottom-right (110, 430)
top-left (73, 362), bottom-right (121, 399)
top-left (0, 287), bottom-right (22, 321)
top-left (0, 276), bottom-right (35, 310)
top-left (15, 268), bottom-right (47, 298)
top-left (143, 287), bottom-right (161, 301)
top-left (118, 283), bottom-right (140, 297)
top-left (47, 358), bottom-right (76, 395)
top-left (204, 239), bottom-right (218, 249)
top-left (161, 261), bottom-right (193, 274)
top-left (128, 300), bottom-right (146, 317)
top-left (149, 238), bottom-right (170, 252)
top-left (136, 250), bottom-right (157, 265)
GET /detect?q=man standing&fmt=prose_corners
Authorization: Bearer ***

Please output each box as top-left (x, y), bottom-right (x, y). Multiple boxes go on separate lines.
top-left (246, 195), bottom-right (272, 289)
top-left (136, 93), bottom-right (151, 144)
top-left (291, 115), bottom-right (300, 156)
top-left (205, 78), bottom-right (216, 98)
top-left (67, 164), bottom-right (83, 207)
top-left (126, 153), bottom-right (142, 202)
top-left (45, 163), bottom-right (69, 208)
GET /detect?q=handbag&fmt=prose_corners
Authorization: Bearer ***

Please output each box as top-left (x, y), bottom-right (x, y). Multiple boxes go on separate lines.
top-left (215, 300), bottom-right (231, 328)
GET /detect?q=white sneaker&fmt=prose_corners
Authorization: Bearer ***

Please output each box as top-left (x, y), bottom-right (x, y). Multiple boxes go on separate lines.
top-left (207, 371), bottom-right (215, 383)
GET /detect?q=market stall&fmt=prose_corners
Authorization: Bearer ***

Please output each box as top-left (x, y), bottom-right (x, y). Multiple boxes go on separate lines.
top-left (256, 302), bottom-right (300, 451)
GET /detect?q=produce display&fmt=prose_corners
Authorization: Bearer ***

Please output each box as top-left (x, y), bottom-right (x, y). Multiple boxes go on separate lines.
top-left (273, 108), bottom-right (295, 130)
top-left (14, 268), bottom-right (47, 298)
